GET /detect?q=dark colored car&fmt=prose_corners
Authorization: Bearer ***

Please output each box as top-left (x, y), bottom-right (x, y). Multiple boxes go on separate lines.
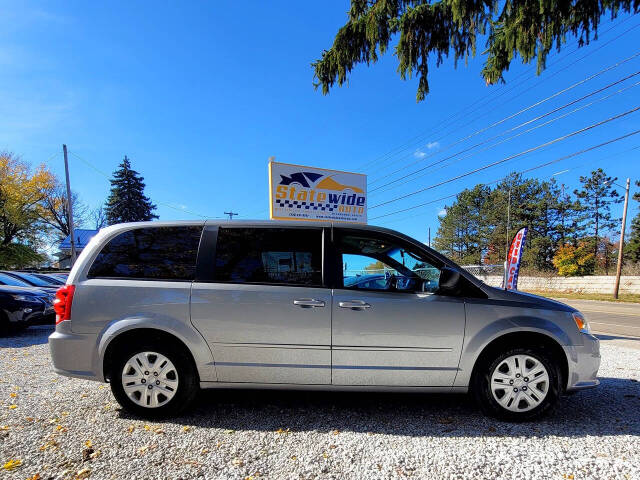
top-left (1, 271), bottom-right (59, 293)
top-left (0, 285), bottom-right (53, 335)
top-left (48, 272), bottom-right (69, 281)
top-left (23, 272), bottom-right (65, 286)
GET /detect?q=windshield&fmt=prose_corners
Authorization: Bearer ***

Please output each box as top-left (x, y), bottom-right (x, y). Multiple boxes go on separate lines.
top-left (0, 272), bottom-right (32, 287)
top-left (9, 272), bottom-right (54, 287)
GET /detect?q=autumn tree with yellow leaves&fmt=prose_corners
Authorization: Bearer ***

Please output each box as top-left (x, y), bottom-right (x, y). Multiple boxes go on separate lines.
top-left (0, 152), bottom-right (57, 267)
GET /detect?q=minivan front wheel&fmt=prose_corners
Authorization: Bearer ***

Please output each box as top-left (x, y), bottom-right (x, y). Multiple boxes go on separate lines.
top-left (110, 342), bottom-right (198, 418)
top-left (473, 347), bottom-right (562, 421)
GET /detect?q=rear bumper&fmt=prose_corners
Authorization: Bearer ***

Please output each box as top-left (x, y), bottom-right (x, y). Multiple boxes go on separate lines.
top-left (48, 321), bottom-right (102, 382)
top-left (564, 333), bottom-right (601, 392)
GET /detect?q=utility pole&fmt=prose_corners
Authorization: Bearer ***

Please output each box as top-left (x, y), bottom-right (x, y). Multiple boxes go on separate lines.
top-left (224, 211), bottom-right (239, 220)
top-left (613, 178), bottom-right (630, 299)
top-left (62, 144), bottom-right (77, 267)
top-left (503, 188), bottom-right (511, 289)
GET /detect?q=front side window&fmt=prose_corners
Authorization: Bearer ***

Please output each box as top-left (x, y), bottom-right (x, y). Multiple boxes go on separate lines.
top-left (214, 227), bottom-right (322, 286)
top-left (340, 234), bottom-right (440, 293)
top-left (88, 226), bottom-right (202, 280)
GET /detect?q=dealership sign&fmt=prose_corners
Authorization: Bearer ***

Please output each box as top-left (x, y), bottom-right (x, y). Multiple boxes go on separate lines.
top-left (269, 161), bottom-right (367, 223)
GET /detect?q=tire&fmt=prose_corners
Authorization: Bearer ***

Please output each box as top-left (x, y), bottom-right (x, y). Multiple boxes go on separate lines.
top-left (0, 311), bottom-right (8, 337)
top-left (109, 340), bottom-right (199, 418)
top-left (472, 346), bottom-right (562, 421)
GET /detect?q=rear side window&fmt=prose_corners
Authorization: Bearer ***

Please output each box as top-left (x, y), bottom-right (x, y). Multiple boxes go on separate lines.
top-left (88, 226), bottom-right (202, 280)
top-left (214, 227), bottom-right (322, 286)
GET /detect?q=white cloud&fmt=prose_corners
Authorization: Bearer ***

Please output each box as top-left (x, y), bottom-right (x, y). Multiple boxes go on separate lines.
top-left (413, 142), bottom-right (440, 159)
top-left (438, 208), bottom-right (447, 217)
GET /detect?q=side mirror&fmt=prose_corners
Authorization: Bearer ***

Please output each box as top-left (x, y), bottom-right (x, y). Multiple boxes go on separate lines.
top-left (438, 267), bottom-right (461, 295)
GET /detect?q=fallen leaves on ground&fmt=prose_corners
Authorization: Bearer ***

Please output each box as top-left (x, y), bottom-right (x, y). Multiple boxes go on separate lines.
top-left (39, 439), bottom-right (59, 451)
top-left (82, 448), bottom-right (95, 462)
top-left (76, 467), bottom-right (91, 479)
top-left (2, 458), bottom-right (22, 470)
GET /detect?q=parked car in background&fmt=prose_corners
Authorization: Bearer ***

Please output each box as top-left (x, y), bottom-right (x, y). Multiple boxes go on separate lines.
top-left (1, 271), bottom-right (60, 292)
top-left (49, 221), bottom-right (600, 421)
top-left (0, 285), bottom-right (54, 335)
top-left (24, 272), bottom-right (65, 286)
top-left (48, 272), bottom-right (69, 282)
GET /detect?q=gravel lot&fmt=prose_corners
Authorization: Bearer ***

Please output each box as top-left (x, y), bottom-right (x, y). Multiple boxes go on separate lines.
top-left (1, 326), bottom-right (639, 480)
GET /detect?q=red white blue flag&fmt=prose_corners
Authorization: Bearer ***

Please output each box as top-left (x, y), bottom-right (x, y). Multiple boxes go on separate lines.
top-left (505, 227), bottom-right (528, 290)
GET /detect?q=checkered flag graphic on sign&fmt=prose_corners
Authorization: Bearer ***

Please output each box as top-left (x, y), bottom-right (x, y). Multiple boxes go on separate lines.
top-left (275, 199), bottom-right (337, 212)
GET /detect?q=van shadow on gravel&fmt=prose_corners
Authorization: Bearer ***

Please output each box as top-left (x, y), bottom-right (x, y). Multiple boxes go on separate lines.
top-left (0, 325), bottom-right (53, 347)
top-left (116, 376), bottom-right (640, 439)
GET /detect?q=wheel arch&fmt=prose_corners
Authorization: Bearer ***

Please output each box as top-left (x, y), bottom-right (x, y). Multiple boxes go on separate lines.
top-left (103, 328), bottom-right (198, 382)
top-left (98, 317), bottom-right (216, 383)
top-left (468, 331), bottom-right (569, 393)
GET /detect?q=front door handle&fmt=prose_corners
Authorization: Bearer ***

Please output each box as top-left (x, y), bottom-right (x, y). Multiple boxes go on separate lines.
top-left (293, 298), bottom-right (326, 308)
top-left (338, 300), bottom-right (371, 310)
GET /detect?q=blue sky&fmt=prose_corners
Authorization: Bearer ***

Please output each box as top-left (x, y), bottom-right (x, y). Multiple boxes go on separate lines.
top-left (1, 1), bottom-right (639, 246)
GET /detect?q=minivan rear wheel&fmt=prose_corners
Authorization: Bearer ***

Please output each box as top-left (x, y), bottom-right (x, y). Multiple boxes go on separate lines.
top-left (472, 346), bottom-right (562, 421)
top-left (109, 341), bottom-right (198, 418)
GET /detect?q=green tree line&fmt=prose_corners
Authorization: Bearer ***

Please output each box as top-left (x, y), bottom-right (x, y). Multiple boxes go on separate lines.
top-left (434, 168), bottom-right (638, 276)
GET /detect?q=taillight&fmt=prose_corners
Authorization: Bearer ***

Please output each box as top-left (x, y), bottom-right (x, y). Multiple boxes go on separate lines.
top-left (54, 285), bottom-right (75, 325)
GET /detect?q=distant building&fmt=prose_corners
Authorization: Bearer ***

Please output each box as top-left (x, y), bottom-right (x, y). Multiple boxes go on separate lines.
top-left (56, 229), bottom-right (99, 269)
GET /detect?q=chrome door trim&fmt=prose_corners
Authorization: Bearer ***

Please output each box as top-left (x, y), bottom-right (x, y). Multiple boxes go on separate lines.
top-left (211, 343), bottom-right (330, 350)
top-left (215, 361), bottom-right (330, 369)
top-left (333, 365), bottom-right (460, 371)
top-left (332, 346), bottom-right (453, 353)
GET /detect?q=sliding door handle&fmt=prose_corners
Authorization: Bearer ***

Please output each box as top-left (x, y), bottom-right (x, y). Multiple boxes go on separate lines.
top-left (338, 300), bottom-right (371, 310)
top-left (293, 298), bottom-right (326, 308)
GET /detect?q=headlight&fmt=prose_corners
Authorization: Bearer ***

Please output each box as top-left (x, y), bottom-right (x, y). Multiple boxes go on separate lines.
top-left (572, 312), bottom-right (591, 334)
top-left (11, 294), bottom-right (29, 301)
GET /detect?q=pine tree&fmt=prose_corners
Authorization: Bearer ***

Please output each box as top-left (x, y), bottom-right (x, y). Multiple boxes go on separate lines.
top-left (574, 168), bottom-right (622, 269)
top-left (105, 156), bottom-right (158, 225)
top-left (313, 1), bottom-right (638, 101)
top-left (626, 180), bottom-right (640, 263)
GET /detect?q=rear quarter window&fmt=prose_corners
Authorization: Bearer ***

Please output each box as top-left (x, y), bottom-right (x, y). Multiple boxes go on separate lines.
top-left (88, 226), bottom-right (202, 281)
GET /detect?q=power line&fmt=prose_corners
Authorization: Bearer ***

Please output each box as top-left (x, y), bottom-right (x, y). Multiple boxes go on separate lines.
top-left (360, 19), bottom-right (640, 175)
top-left (371, 76), bottom-right (640, 196)
top-left (375, 143), bottom-right (640, 226)
top-left (370, 105), bottom-right (640, 210)
top-left (368, 52), bottom-right (640, 189)
top-left (370, 131), bottom-right (640, 221)
top-left (68, 150), bottom-right (215, 219)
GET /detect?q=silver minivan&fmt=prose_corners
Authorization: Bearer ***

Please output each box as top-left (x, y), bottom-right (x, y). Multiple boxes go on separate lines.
top-left (49, 221), bottom-right (600, 420)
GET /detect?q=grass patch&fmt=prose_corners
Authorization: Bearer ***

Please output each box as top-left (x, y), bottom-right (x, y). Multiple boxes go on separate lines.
top-left (524, 290), bottom-right (640, 304)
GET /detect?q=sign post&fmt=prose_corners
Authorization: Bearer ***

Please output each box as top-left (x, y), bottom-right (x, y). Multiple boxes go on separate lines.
top-left (269, 160), bottom-right (367, 223)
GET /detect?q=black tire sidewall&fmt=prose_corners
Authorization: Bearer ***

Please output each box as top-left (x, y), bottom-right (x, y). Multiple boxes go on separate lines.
top-left (109, 341), bottom-right (198, 418)
top-left (473, 346), bottom-right (562, 421)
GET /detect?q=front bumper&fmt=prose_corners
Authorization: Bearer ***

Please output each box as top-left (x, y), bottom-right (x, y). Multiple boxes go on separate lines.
top-left (48, 321), bottom-right (102, 382)
top-left (564, 333), bottom-right (601, 392)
